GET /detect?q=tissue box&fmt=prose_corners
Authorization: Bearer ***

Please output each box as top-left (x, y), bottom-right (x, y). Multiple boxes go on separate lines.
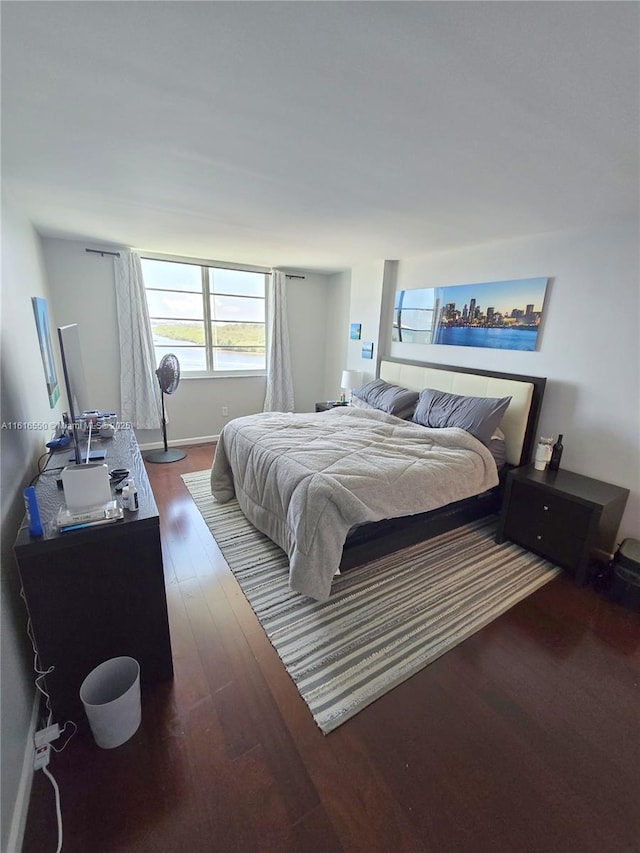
top-left (61, 463), bottom-right (112, 511)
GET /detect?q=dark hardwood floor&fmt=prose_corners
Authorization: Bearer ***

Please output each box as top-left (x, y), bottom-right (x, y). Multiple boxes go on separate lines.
top-left (22, 444), bottom-right (640, 852)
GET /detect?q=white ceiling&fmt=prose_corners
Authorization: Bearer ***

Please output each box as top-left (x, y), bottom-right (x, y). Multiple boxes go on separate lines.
top-left (2, 2), bottom-right (638, 273)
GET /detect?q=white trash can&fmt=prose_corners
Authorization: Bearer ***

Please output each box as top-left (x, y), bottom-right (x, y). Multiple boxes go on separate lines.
top-left (79, 657), bottom-right (141, 749)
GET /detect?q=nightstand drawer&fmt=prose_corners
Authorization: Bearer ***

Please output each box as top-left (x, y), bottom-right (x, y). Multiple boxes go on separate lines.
top-left (505, 520), bottom-right (586, 571)
top-left (508, 480), bottom-right (594, 534)
top-left (504, 480), bottom-right (594, 571)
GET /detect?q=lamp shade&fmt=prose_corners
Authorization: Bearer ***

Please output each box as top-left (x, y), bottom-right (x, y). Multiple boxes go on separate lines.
top-left (340, 370), bottom-right (362, 391)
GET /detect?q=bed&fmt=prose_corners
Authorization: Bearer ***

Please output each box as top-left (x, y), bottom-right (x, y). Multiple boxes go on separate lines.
top-left (210, 358), bottom-right (546, 601)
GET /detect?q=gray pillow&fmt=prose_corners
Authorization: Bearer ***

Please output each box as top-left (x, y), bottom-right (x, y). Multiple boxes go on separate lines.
top-left (353, 378), bottom-right (387, 402)
top-left (412, 388), bottom-right (511, 446)
top-left (353, 379), bottom-right (419, 419)
top-left (488, 433), bottom-right (507, 469)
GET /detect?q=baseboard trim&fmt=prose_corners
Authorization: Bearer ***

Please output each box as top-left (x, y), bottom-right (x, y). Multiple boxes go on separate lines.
top-left (138, 434), bottom-right (219, 451)
top-left (6, 692), bottom-right (39, 853)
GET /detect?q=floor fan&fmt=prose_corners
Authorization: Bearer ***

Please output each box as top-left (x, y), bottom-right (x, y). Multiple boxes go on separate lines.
top-left (145, 354), bottom-right (187, 463)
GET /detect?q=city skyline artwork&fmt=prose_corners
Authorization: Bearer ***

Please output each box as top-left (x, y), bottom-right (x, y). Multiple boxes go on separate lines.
top-left (392, 277), bottom-right (549, 352)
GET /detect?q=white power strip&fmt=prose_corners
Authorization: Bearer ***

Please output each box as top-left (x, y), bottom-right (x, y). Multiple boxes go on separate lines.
top-left (33, 724), bottom-right (60, 769)
top-left (35, 724), bottom-right (60, 748)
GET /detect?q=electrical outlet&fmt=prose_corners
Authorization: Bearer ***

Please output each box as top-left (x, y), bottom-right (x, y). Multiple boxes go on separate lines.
top-left (34, 743), bottom-right (50, 770)
top-left (33, 724), bottom-right (60, 770)
top-left (222, 406), bottom-right (229, 416)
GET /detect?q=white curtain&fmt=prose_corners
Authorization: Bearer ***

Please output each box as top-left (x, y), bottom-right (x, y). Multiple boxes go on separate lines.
top-left (114, 250), bottom-right (162, 429)
top-left (263, 269), bottom-right (295, 412)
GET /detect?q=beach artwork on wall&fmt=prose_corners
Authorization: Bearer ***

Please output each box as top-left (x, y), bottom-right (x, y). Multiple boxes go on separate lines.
top-left (392, 277), bottom-right (548, 352)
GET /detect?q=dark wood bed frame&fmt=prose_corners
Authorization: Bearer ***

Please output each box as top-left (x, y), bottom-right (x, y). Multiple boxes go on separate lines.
top-left (339, 359), bottom-right (546, 571)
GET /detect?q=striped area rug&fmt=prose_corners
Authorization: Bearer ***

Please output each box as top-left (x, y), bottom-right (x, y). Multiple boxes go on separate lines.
top-left (182, 470), bottom-right (561, 734)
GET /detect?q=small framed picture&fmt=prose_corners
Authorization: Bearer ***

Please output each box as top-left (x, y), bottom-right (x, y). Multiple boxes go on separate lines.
top-left (361, 342), bottom-right (374, 360)
top-left (350, 323), bottom-right (362, 340)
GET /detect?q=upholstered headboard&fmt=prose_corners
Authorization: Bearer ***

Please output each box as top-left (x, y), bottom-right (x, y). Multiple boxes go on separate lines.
top-left (379, 359), bottom-right (545, 467)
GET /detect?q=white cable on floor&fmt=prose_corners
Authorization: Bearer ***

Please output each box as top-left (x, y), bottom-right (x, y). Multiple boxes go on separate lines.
top-left (20, 584), bottom-right (72, 851)
top-left (41, 764), bottom-right (63, 853)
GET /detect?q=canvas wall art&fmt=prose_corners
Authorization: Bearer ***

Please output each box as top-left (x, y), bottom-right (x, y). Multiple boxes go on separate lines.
top-left (392, 277), bottom-right (548, 352)
top-left (32, 297), bottom-right (60, 408)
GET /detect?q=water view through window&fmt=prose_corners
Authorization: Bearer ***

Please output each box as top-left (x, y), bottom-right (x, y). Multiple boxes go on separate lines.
top-left (142, 258), bottom-right (266, 373)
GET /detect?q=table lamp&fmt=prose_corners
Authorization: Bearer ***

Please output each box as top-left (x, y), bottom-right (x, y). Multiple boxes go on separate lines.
top-left (340, 370), bottom-right (362, 404)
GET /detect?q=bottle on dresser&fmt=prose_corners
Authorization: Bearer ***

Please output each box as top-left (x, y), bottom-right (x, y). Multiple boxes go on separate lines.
top-left (548, 434), bottom-right (564, 471)
top-left (121, 479), bottom-right (139, 511)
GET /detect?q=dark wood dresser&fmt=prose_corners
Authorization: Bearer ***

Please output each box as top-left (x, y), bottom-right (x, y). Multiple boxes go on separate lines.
top-left (496, 465), bottom-right (630, 585)
top-left (14, 427), bottom-right (173, 721)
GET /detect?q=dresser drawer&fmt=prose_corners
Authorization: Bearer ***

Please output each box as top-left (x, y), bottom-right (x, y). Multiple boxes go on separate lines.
top-left (504, 480), bottom-right (596, 571)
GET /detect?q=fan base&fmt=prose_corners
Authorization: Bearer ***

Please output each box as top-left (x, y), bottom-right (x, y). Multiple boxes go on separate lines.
top-left (144, 448), bottom-right (187, 464)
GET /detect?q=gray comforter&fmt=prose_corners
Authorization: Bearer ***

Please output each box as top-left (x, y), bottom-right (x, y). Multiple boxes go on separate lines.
top-left (210, 406), bottom-right (499, 601)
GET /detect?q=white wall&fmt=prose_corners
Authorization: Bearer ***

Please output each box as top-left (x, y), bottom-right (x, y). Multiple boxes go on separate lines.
top-left (346, 259), bottom-right (386, 383)
top-left (370, 220), bottom-right (638, 538)
top-left (1, 195), bottom-right (64, 852)
top-left (40, 239), bottom-right (337, 445)
top-left (322, 270), bottom-right (351, 400)
top-left (41, 239), bottom-right (121, 416)
top-left (283, 272), bottom-right (332, 413)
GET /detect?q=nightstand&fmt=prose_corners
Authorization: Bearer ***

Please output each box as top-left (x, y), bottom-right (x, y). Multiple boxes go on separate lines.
top-left (496, 466), bottom-right (629, 585)
top-left (315, 401), bottom-right (349, 412)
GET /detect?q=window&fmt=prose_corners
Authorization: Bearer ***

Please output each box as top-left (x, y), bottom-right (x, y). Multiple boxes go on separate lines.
top-left (141, 257), bottom-right (266, 375)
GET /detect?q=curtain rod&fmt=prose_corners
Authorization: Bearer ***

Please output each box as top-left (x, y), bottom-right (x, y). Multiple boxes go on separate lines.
top-left (86, 248), bottom-right (120, 258)
top-left (85, 249), bottom-right (306, 279)
top-left (85, 247), bottom-right (305, 278)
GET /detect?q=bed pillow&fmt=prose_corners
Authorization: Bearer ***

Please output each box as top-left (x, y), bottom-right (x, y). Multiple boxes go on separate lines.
top-left (350, 395), bottom-right (376, 410)
top-left (352, 379), bottom-right (384, 402)
top-left (412, 388), bottom-right (511, 446)
top-left (489, 427), bottom-right (507, 469)
top-left (353, 379), bottom-right (419, 419)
